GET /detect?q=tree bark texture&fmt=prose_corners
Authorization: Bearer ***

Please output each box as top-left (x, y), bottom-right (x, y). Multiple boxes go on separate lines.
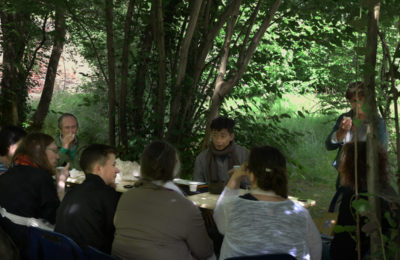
top-left (363, 1), bottom-right (382, 259)
top-left (151, 0), bottom-right (166, 138)
top-left (0, 10), bottom-right (30, 125)
top-left (119, 0), bottom-right (135, 149)
top-left (132, 26), bottom-right (152, 138)
top-left (30, 7), bottom-right (66, 131)
top-left (105, 0), bottom-right (116, 146)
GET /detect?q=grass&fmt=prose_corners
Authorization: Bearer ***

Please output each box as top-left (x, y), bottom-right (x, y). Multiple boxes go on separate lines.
top-left (272, 94), bottom-right (339, 220)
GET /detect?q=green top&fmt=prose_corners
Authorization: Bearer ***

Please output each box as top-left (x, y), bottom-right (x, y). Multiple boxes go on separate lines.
top-left (55, 135), bottom-right (87, 170)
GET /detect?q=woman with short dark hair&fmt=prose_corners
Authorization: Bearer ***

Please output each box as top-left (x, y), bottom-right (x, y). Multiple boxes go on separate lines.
top-left (214, 145), bottom-right (322, 260)
top-left (0, 133), bottom-right (62, 258)
top-left (0, 125), bottom-right (27, 175)
top-left (112, 140), bottom-right (214, 260)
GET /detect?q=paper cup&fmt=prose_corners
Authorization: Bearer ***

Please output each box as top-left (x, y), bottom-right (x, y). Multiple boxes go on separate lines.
top-left (189, 184), bottom-right (197, 192)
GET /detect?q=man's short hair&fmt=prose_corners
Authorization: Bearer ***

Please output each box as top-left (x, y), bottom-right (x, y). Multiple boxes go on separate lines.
top-left (80, 144), bottom-right (118, 174)
top-left (345, 81), bottom-right (365, 100)
top-left (210, 116), bottom-right (235, 134)
top-left (58, 113), bottom-right (79, 129)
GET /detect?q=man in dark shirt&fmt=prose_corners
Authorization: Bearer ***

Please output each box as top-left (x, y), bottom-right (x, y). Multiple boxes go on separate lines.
top-left (55, 144), bottom-right (120, 254)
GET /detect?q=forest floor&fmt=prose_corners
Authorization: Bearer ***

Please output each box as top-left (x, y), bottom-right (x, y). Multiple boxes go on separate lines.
top-left (289, 174), bottom-right (337, 235)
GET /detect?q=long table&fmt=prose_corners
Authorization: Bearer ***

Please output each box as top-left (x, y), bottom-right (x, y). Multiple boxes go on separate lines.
top-left (187, 190), bottom-right (316, 210)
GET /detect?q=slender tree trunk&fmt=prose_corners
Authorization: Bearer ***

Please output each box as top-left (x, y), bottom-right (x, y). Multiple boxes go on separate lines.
top-left (30, 7), bottom-right (66, 131)
top-left (201, 4), bottom-right (239, 149)
top-left (152, 0), bottom-right (166, 138)
top-left (364, 1), bottom-right (382, 259)
top-left (119, 0), bottom-right (135, 150)
top-left (165, 0), bottom-right (202, 142)
top-left (0, 11), bottom-right (29, 125)
top-left (203, 0), bottom-right (282, 148)
top-left (105, 0), bottom-right (116, 146)
top-left (166, 0), bottom-right (242, 143)
top-left (132, 26), bottom-right (152, 137)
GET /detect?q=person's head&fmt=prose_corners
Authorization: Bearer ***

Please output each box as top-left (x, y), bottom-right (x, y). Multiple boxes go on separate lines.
top-left (58, 113), bottom-right (79, 137)
top-left (0, 125), bottom-right (27, 160)
top-left (345, 82), bottom-right (365, 114)
top-left (339, 142), bottom-right (388, 190)
top-left (80, 144), bottom-right (119, 186)
top-left (210, 116), bottom-right (235, 151)
top-left (13, 133), bottom-right (58, 174)
top-left (247, 145), bottom-right (288, 198)
top-left (140, 140), bottom-right (180, 182)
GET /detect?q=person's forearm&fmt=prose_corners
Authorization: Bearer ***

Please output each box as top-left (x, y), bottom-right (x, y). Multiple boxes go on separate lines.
top-left (226, 176), bottom-right (241, 190)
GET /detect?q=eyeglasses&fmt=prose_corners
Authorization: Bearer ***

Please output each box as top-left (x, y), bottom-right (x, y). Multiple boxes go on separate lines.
top-left (47, 147), bottom-right (60, 154)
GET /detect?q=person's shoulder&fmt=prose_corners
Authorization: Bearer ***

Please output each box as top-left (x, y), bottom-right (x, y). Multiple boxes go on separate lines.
top-left (196, 148), bottom-right (209, 160)
top-left (234, 143), bottom-right (248, 151)
top-left (13, 165), bottom-right (52, 178)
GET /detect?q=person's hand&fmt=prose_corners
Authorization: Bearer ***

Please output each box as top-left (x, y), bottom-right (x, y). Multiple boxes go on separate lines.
top-left (227, 163), bottom-right (248, 190)
top-left (62, 134), bottom-right (76, 149)
top-left (56, 163), bottom-right (70, 200)
top-left (336, 116), bottom-right (352, 142)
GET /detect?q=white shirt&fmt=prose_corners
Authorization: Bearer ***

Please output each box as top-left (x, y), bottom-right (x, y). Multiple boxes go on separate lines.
top-left (213, 187), bottom-right (322, 260)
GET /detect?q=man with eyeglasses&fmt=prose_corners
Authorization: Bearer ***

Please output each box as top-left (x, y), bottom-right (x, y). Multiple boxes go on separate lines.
top-left (193, 116), bottom-right (249, 191)
top-left (55, 113), bottom-right (86, 170)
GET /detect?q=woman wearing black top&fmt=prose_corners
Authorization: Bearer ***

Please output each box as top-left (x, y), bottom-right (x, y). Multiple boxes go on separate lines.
top-left (0, 133), bottom-right (65, 257)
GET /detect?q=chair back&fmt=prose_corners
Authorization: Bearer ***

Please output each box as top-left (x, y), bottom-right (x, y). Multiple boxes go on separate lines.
top-left (84, 245), bottom-right (117, 260)
top-left (27, 227), bottom-right (85, 260)
top-left (225, 253), bottom-right (297, 260)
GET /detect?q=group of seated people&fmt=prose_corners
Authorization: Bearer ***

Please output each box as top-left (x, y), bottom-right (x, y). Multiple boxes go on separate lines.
top-left (0, 109), bottom-right (397, 260)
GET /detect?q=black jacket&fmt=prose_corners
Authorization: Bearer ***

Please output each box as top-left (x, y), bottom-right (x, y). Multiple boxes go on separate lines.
top-left (0, 165), bottom-right (59, 223)
top-left (55, 173), bottom-right (120, 254)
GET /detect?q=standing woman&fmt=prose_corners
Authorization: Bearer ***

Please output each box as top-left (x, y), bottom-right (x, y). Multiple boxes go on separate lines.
top-left (0, 125), bottom-right (27, 175)
top-left (0, 133), bottom-right (63, 257)
top-left (214, 145), bottom-right (321, 260)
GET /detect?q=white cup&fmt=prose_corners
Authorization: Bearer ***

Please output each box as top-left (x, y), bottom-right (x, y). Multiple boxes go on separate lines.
top-left (233, 165), bottom-right (240, 171)
top-left (189, 183), bottom-right (197, 192)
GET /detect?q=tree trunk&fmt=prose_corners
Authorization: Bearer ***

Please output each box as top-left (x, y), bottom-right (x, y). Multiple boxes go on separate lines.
top-left (105, 0), bottom-right (116, 146)
top-left (0, 10), bottom-right (29, 126)
top-left (151, 0), bottom-right (166, 138)
top-left (202, 4), bottom-right (239, 149)
top-left (119, 0), bottom-right (135, 150)
top-left (30, 7), bottom-right (66, 131)
top-left (132, 26), bottom-right (152, 137)
top-left (166, 0), bottom-right (242, 143)
top-left (203, 0), bottom-right (282, 148)
top-left (363, 1), bottom-right (382, 259)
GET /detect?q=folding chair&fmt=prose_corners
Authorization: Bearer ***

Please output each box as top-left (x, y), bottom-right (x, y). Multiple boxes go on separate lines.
top-left (27, 227), bottom-right (85, 260)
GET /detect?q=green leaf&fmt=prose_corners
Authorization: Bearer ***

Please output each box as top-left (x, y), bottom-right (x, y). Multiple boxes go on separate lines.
top-left (384, 212), bottom-right (396, 228)
top-left (352, 198), bottom-right (371, 214)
